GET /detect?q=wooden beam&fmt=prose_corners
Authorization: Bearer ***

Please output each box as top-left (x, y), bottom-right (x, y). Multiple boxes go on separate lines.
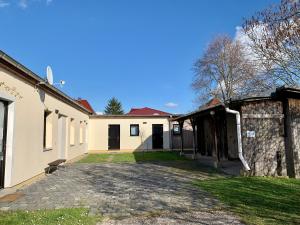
top-left (179, 121), bottom-right (184, 156)
top-left (211, 115), bottom-right (219, 168)
top-left (190, 117), bottom-right (197, 160)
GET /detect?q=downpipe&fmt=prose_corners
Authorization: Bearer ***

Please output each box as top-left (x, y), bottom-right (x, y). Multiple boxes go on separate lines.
top-left (225, 108), bottom-right (251, 171)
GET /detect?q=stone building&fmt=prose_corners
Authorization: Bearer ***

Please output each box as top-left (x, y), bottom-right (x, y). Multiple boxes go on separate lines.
top-left (174, 87), bottom-right (300, 178)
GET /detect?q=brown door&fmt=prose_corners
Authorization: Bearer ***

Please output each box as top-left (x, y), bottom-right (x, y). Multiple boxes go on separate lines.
top-left (0, 101), bottom-right (8, 189)
top-left (108, 125), bottom-right (120, 150)
top-left (152, 124), bottom-right (163, 149)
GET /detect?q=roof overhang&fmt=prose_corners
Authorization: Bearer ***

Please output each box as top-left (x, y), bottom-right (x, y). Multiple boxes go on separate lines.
top-left (173, 104), bottom-right (225, 122)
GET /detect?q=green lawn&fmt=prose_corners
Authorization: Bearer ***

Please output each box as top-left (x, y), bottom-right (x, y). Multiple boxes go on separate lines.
top-left (194, 177), bottom-right (300, 225)
top-left (0, 208), bottom-right (101, 225)
top-left (78, 151), bottom-right (187, 163)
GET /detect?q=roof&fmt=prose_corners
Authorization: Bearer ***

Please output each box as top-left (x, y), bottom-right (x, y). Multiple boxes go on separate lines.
top-left (174, 86), bottom-right (300, 122)
top-left (76, 99), bottom-right (95, 114)
top-left (229, 88), bottom-right (276, 102)
top-left (0, 50), bottom-right (92, 115)
top-left (90, 114), bottom-right (172, 119)
top-left (127, 107), bottom-right (171, 116)
top-left (205, 98), bottom-right (222, 107)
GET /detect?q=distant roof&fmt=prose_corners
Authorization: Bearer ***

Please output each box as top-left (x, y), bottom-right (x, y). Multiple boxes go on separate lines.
top-left (199, 98), bottom-right (222, 110)
top-left (127, 107), bottom-right (171, 116)
top-left (76, 99), bottom-right (95, 114)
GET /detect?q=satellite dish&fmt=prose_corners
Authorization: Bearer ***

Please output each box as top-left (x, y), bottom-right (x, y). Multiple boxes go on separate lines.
top-left (46, 66), bottom-right (53, 85)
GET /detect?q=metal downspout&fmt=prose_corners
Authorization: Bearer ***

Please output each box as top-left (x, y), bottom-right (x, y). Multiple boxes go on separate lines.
top-left (225, 108), bottom-right (250, 171)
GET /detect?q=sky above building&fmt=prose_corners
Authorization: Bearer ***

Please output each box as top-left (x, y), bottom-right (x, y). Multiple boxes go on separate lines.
top-left (0, 0), bottom-right (278, 114)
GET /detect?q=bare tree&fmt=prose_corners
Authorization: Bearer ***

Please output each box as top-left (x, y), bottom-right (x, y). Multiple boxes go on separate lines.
top-left (243, 0), bottom-right (300, 86)
top-left (192, 35), bottom-right (270, 104)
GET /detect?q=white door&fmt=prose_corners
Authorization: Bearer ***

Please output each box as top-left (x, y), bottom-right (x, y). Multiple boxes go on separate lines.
top-left (57, 115), bottom-right (67, 159)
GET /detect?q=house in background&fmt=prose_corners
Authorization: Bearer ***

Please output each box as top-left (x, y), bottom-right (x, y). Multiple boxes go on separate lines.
top-left (88, 107), bottom-right (194, 152)
top-left (77, 98), bottom-right (96, 114)
top-left (88, 107), bottom-right (173, 151)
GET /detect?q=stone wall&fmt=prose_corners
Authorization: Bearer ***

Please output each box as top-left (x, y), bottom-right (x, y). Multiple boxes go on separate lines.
top-left (287, 98), bottom-right (300, 178)
top-left (240, 100), bottom-right (286, 176)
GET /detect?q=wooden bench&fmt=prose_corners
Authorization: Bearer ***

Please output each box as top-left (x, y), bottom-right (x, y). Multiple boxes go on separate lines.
top-left (46, 159), bottom-right (66, 174)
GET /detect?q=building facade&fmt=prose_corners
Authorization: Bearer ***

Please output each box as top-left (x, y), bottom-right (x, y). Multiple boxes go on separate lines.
top-left (175, 88), bottom-right (300, 178)
top-left (0, 51), bottom-right (92, 188)
top-left (88, 115), bottom-right (171, 151)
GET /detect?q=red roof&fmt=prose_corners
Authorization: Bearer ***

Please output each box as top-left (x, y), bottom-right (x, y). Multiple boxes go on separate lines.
top-left (76, 99), bottom-right (95, 114)
top-left (127, 107), bottom-right (171, 116)
top-left (206, 98), bottom-right (221, 107)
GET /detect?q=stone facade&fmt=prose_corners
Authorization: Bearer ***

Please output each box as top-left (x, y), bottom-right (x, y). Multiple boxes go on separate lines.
top-left (240, 101), bottom-right (286, 176)
top-left (286, 98), bottom-right (300, 178)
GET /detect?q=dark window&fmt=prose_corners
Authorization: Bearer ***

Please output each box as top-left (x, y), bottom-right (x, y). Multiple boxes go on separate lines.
top-left (130, 124), bottom-right (139, 136)
top-left (173, 124), bottom-right (181, 135)
top-left (43, 110), bottom-right (52, 149)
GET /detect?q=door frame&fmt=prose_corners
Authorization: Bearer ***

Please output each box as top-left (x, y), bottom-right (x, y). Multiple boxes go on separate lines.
top-left (0, 92), bottom-right (15, 189)
top-left (108, 124), bottom-right (120, 150)
top-left (152, 124), bottom-right (164, 149)
top-left (0, 100), bottom-right (8, 189)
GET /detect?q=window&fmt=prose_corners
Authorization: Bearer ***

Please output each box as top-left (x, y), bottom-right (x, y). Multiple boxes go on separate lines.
top-left (43, 110), bottom-right (53, 150)
top-left (173, 124), bottom-right (181, 135)
top-left (79, 121), bottom-right (83, 144)
top-left (130, 124), bottom-right (139, 136)
top-left (84, 121), bottom-right (88, 143)
top-left (70, 118), bottom-right (75, 146)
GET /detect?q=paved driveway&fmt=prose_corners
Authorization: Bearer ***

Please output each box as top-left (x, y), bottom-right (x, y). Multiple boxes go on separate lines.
top-left (0, 162), bottom-right (243, 224)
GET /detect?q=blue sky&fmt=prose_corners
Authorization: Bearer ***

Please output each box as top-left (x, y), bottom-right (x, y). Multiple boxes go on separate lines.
top-left (0, 0), bottom-right (278, 114)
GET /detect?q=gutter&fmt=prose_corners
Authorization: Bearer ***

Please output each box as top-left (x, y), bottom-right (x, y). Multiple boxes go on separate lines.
top-left (225, 108), bottom-right (251, 171)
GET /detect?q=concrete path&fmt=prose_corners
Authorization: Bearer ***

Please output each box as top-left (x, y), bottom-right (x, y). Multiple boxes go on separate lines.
top-left (0, 162), bottom-right (243, 224)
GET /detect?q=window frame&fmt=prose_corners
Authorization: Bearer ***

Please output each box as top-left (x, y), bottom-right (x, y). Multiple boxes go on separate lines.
top-left (69, 118), bottom-right (75, 146)
top-left (79, 121), bottom-right (83, 144)
top-left (130, 124), bottom-right (139, 136)
top-left (173, 124), bottom-right (181, 135)
top-left (43, 110), bottom-right (53, 151)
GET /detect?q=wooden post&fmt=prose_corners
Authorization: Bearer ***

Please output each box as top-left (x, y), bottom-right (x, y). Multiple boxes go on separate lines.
top-left (191, 117), bottom-right (197, 160)
top-left (179, 121), bottom-right (184, 156)
top-left (211, 111), bottom-right (219, 168)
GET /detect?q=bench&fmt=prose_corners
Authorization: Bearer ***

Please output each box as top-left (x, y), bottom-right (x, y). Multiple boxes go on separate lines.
top-left (46, 159), bottom-right (66, 174)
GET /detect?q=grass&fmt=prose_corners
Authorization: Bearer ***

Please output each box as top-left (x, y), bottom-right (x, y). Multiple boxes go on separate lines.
top-left (78, 151), bottom-right (188, 163)
top-left (194, 177), bottom-right (300, 225)
top-left (0, 208), bottom-right (101, 225)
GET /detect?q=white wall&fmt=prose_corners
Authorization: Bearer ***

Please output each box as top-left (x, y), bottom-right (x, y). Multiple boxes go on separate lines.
top-left (88, 117), bottom-right (171, 151)
top-left (0, 66), bottom-right (89, 187)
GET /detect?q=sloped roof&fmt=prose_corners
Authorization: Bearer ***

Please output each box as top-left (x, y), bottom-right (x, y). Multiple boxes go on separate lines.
top-left (76, 99), bottom-right (95, 114)
top-left (127, 107), bottom-right (171, 116)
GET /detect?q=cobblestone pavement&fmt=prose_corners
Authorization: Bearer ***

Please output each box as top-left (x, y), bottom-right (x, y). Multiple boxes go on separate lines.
top-left (0, 162), bottom-right (243, 224)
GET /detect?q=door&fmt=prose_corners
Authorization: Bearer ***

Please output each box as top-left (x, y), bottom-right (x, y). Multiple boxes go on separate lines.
top-left (152, 124), bottom-right (163, 149)
top-left (0, 101), bottom-right (8, 189)
top-left (57, 115), bottom-right (67, 159)
top-left (108, 125), bottom-right (120, 150)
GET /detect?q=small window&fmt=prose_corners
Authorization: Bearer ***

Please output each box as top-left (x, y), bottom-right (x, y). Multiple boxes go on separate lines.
top-left (79, 121), bottom-right (83, 144)
top-left (130, 124), bottom-right (139, 136)
top-left (84, 121), bottom-right (88, 143)
top-left (173, 124), bottom-right (181, 135)
top-left (43, 110), bottom-right (53, 150)
top-left (70, 118), bottom-right (75, 146)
